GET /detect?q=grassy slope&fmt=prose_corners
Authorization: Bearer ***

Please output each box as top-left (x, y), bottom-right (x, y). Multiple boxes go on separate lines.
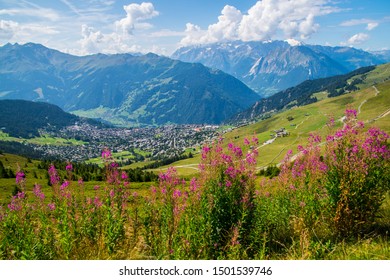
top-left (85, 149), bottom-right (151, 166)
top-left (0, 152), bottom-right (152, 204)
top-left (150, 63), bottom-right (390, 176)
top-left (0, 131), bottom-right (86, 146)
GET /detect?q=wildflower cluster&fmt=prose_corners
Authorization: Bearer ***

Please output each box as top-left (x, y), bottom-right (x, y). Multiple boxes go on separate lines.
top-left (0, 149), bottom-right (136, 259)
top-left (324, 109), bottom-right (390, 235)
top-left (144, 137), bottom-right (259, 259)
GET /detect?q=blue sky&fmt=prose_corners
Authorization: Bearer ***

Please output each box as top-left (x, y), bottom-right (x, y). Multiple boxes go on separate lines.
top-left (0, 0), bottom-right (389, 55)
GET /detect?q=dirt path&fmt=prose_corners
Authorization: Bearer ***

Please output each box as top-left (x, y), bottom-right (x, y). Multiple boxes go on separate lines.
top-left (295, 115), bottom-right (310, 130)
top-left (358, 99), bottom-right (367, 114)
top-left (372, 108), bottom-right (390, 121)
top-left (373, 85), bottom-right (379, 96)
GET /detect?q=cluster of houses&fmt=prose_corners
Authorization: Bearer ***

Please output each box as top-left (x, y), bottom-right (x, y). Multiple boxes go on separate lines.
top-left (33, 123), bottom-right (219, 162)
top-left (271, 128), bottom-right (290, 138)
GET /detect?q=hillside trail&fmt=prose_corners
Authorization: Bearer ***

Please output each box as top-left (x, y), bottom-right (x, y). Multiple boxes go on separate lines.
top-left (369, 85), bottom-right (390, 119)
top-left (358, 100), bottom-right (367, 114)
top-left (373, 85), bottom-right (379, 96)
top-left (295, 115), bottom-right (311, 130)
top-left (356, 86), bottom-right (378, 115)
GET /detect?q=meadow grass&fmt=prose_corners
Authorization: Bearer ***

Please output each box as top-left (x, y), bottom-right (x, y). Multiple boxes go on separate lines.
top-left (0, 132), bottom-right (86, 146)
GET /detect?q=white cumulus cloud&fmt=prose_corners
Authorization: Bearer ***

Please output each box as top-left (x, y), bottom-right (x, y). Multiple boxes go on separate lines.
top-left (78, 24), bottom-right (143, 55)
top-left (345, 33), bottom-right (369, 46)
top-left (366, 22), bottom-right (378, 31)
top-left (180, 0), bottom-right (339, 46)
top-left (77, 2), bottom-right (160, 55)
top-left (180, 23), bottom-right (206, 46)
top-left (205, 5), bottom-right (243, 43)
top-left (115, 2), bottom-right (159, 36)
top-left (80, 24), bottom-right (104, 54)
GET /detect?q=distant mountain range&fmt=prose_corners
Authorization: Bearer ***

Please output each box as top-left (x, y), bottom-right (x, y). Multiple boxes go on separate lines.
top-left (172, 40), bottom-right (386, 97)
top-left (0, 43), bottom-right (259, 126)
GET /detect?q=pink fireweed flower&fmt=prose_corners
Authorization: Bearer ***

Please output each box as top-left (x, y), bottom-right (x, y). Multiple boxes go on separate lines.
top-left (309, 133), bottom-right (321, 143)
top-left (159, 167), bottom-right (177, 182)
top-left (327, 117), bottom-right (335, 128)
top-left (109, 189), bottom-right (115, 198)
top-left (351, 145), bottom-right (359, 154)
top-left (15, 171), bottom-right (25, 185)
top-left (16, 192), bottom-right (25, 199)
top-left (132, 191), bottom-right (138, 198)
top-left (60, 180), bottom-right (70, 191)
top-left (225, 180), bottom-right (232, 187)
top-left (8, 192), bottom-right (25, 211)
top-left (48, 164), bottom-right (60, 186)
top-left (65, 163), bottom-right (73, 171)
top-left (345, 108), bottom-right (357, 119)
top-left (93, 197), bottom-right (103, 208)
top-left (101, 148), bottom-right (112, 159)
top-left (47, 203), bottom-right (56, 211)
top-left (78, 177), bottom-right (84, 187)
top-left (335, 130), bottom-right (344, 139)
top-left (202, 145), bottom-right (210, 153)
top-left (33, 184), bottom-right (45, 200)
top-left (233, 146), bottom-right (243, 157)
top-left (201, 145), bottom-right (211, 159)
top-left (93, 185), bottom-right (100, 191)
top-left (282, 149), bottom-right (293, 164)
top-left (8, 200), bottom-right (22, 211)
top-left (189, 178), bottom-right (198, 192)
top-left (225, 166), bottom-right (237, 178)
top-left (326, 135), bottom-right (335, 142)
top-left (244, 138), bottom-right (250, 146)
top-left (121, 171), bottom-right (128, 180)
top-left (252, 136), bottom-right (259, 145)
top-left (228, 142), bottom-right (234, 150)
top-left (246, 152), bottom-right (256, 165)
top-left (173, 189), bottom-right (182, 198)
top-left (215, 145), bottom-right (223, 153)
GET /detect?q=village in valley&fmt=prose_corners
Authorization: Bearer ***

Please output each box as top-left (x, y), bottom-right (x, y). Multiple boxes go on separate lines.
top-left (30, 123), bottom-right (221, 162)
